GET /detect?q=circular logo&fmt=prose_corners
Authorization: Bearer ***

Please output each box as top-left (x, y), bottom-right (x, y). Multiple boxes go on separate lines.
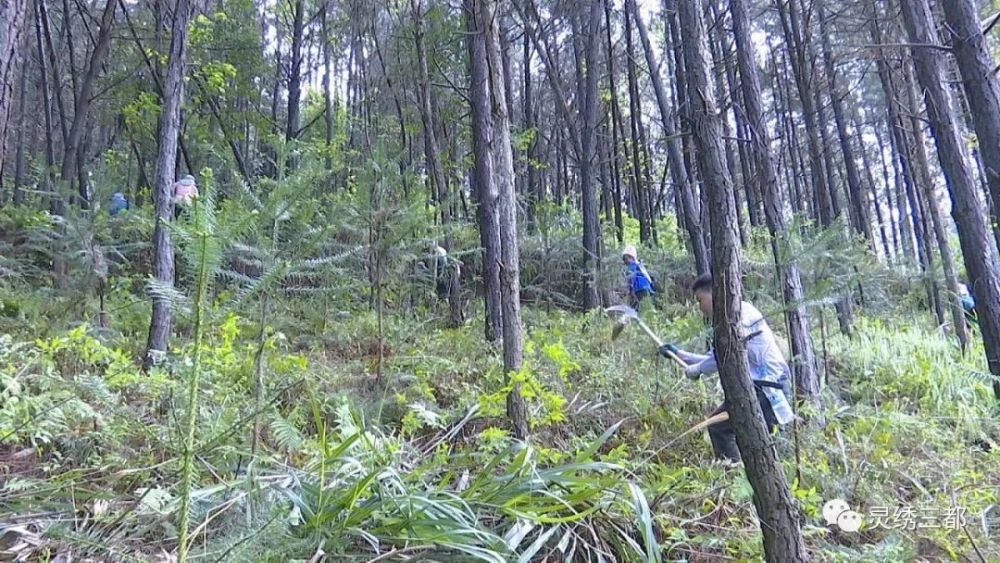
top-left (837, 510), bottom-right (863, 532)
top-left (822, 498), bottom-right (850, 525)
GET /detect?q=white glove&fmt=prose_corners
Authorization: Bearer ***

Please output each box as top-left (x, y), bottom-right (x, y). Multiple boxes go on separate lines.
top-left (685, 365), bottom-right (701, 380)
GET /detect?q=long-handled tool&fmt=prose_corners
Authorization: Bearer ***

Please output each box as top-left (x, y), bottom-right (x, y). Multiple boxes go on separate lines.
top-left (606, 304), bottom-right (687, 367)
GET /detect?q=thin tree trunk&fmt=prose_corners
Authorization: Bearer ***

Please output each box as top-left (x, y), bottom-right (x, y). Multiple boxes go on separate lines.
top-left (624, 6), bottom-right (651, 244)
top-left (599, 8), bottom-right (624, 243)
top-left (322, 2), bottom-right (334, 171)
top-left (468, 2), bottom-right (502, 344)
top-left (944, 0), bottom-right (1000, 257)
top-left (678, 1), bottom-right (807, 558)
top-left (412, 0), bottom-right (463, 327)
top-left (903, 62), bottom-right (971, 351)
top-left (856, 116), bottom-right (892, 260)
top-left (523, 29), bottom-right (539, 229)
top-left (901, 0), bottom-right (1000, 400)
top-left (285, 0), bottom-right (304, 171)
top-left (732, 0), bottom-right (819, 404)
top-left (145, 0), bottom-right (191, 369)
top-left (466, 0), bottom-right (527, 439)
top-left (818, 6), bottom-right (872, 248)
top-left (630, 0), bottom-right (709, 274)
top-left (578, 0), bottom-right (602, 309)
top-left (11, 40), bottom-right (28, 205)
top-left (0, 0), bottom-right (26, 184)
top-left (37, 0), bottom-right (68, 150)
top-left (605, 0), bottom-right (633, 238)
top-left (61, 0), bottom-right (116, 206)
top-left (778, 0), bottom-right (834, 228)
top-left (873, 117), bottom-right (902, 260)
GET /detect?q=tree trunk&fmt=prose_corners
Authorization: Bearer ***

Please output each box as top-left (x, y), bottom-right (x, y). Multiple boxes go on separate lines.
top-left (578, 0), bottom-right (602, 310)
top-left (37, 0), bottom-right (67, 149)
top-left (0, 0), bottom-right (26, 184)
top-left (818, 6), bottom-right (872, 247)
top-left (732, 0), bottom-right (819, 403)
top-left (145, 0), bottom-right (191, 369)
top-left (468, 0), bottom-right (503, 344)
top-left (678, 1), bottom-right (806, 558)
top-left (61, 0), bottom-right (116, 206)
top-left (322, 3), bottom-right (334, 171)
top-left (855, 115), bottom-right (892, 260)
top-left (873, 118), bottom-right (902, 260)
top-left (10, 32), bottom-right (28, 205)
top-left (523, 29), bottom-right (540, 230)
top-left (901, 0), bottom-right (1000, 400)
top-left (285, 0), bottom-right (304, 169)
top-left (600, 4), bottom-right (625, 243)
top-left (944, 0), bottom-right (1000, 251)
top-left (630, 0), bottom-right (709, 274)
top-left (412, 0), bottom-right (463, 327)
top-left (902, 61), bottom-right (969, 347)
top-left (778, 0), bottom-right (834, 228)
top-left (466, 0), bottom-right (527, 439)
top-left (624, 6), bottom-right (652, 244)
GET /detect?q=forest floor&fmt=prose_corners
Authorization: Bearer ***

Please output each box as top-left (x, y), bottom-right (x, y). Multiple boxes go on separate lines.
top-left (1, 284), bottom-right (999, 562)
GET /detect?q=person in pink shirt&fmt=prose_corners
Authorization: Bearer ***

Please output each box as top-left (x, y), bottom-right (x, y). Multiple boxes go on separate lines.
top-left (173, 175), bottom-right (199, 206)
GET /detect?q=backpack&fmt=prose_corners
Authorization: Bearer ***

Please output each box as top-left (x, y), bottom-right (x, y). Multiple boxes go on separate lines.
top-left (636, 260), bottom-right (661, 293)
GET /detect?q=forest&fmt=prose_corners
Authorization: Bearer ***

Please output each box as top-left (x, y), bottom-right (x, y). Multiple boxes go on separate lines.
top-left (1, 0), bottom-right (999, 560)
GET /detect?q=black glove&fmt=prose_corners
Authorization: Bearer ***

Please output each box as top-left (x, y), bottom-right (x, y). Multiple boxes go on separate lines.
top-left (658, 343), bottom-right (679, 358)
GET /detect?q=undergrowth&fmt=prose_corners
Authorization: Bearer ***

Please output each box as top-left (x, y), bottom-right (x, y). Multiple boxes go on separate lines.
top-left (2, 293), bottom-right (998, 561)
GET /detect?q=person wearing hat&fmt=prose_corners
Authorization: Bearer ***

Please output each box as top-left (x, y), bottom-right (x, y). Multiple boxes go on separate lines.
top-left (958, 282), bottom-right (977, 326)
top-left (433, 245), bottom-right (449, 300)
top-left (622, 245), bottom-right (654, 307)
top-left (108, 192), bottom-right (130, 216)
top-left (173, 175), bottom-right (199, 206)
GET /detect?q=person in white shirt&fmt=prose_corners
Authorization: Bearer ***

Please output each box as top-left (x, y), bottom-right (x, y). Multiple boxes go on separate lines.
top-left (659, 273), bottom-right (794, 461)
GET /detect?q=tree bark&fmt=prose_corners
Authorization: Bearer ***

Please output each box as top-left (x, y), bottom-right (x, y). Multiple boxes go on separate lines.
top-left (630, 0), bottom-right (709, 274)
top-left (0, 0), bottom-right (26, 184)
top-left (731, 0), bottom-right (819, 403)
top-left (11, 49), bottom-right (28, 205)
top-left (855, 115), bottom-right (892, 260)
top-left (600, 2), bottom-right (625, 244)
top-left (624, 6), bottom-right (652, 243)
top-left (285, 0), bottom-right (304, 171)
top-left (901, 0), bottom-right (1000, 400)
top-left (145, 0), bottom-right (191, 369)
top-left (578, 0), bottom-right (602, 310)
top-left (322, 2), bottom-right (334, 171)
top-left (466, 0), bottom-right (527, 439)
top-left (902, 61), bottom-right (969, 349)
top-left (678, 1), bottom-right (807, 559)
top-left (412, 0), bottom-right (463, 327)
top-left (61, 0), bottom-right (116, 206)
top-left (818, 6), bottom-right (873, 247)
top-left (944, 0), bottom-right (1000, 252)
top-left (778, 0), bottom-right (833, 228)
top-left (468, 0), bottom-right (503, 344)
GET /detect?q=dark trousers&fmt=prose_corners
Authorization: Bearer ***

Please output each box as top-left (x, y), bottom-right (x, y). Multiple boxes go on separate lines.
top-left (629, 289), bottom-right (650, 308)
top-left (707, 386), bottom-right (779, 462)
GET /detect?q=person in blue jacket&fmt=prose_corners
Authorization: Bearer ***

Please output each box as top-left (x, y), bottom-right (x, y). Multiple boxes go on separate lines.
top-left (622, 245), bottom-right (654, 307)
top-left (108, 192), bottom-right (129, 216)
top-left (959, 283), bottom-right (977, 325)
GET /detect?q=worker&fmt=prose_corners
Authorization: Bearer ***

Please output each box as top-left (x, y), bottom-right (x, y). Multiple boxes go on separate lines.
top-left (433, 245), bottom-right (449, 300)
top-left (958, 283), bottom-right (977, 325)
top-left (622, 245), bottom-right (654, 307)
top-left (659, 273), bottom-right (794, 462)
top-left (108, 192), bottom-right (129, 216)
top-left (173, 174), bottom-right (199, 205)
